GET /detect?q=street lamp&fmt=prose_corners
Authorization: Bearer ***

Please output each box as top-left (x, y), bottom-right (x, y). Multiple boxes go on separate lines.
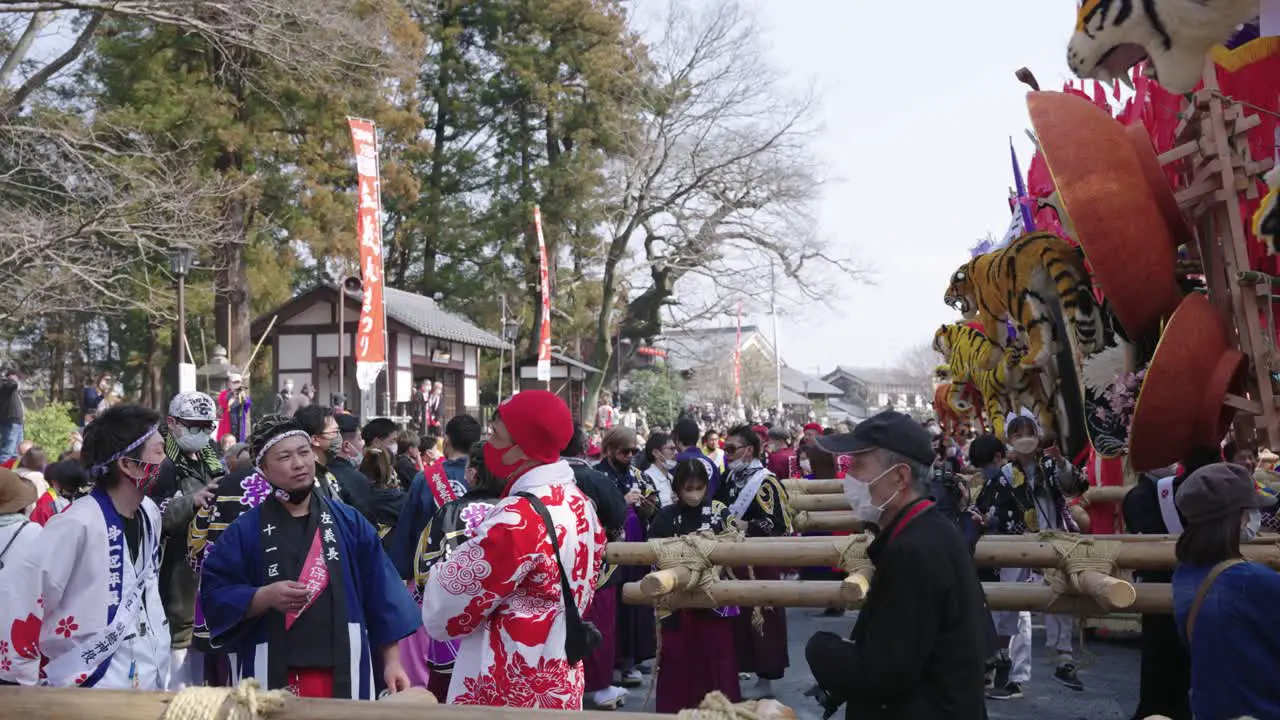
top-left (168, 242), bottom-right (196, 391)
top-left (337, 275), bottom-right (362, 406)
top-left (498, 294), bottom-right (520, 399)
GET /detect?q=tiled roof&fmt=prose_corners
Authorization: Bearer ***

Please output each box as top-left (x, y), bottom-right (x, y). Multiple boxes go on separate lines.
top-left (382, 286), bottom-right (508, 350)
top-left (780, 366), bottom-right (843, 396)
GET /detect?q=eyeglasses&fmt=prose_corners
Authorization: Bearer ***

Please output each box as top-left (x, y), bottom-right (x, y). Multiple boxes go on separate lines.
top-left (619, 447), bottom-right (639, 456)
top-left (722, 444), bottom-right (742, 454)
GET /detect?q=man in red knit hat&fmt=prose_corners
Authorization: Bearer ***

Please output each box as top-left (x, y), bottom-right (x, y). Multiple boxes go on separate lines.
top-left (422, 390), bottom-right (607, 708)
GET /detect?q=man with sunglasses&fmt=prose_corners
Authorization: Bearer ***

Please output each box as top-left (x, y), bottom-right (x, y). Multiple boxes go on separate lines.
top-left (150, 391), bottom-right (227, 689)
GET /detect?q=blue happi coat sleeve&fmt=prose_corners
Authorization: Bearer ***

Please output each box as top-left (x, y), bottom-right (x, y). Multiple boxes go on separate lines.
top-left (386, 473), bottom-right (435, 580)
top-left (335, 502), bottom-right (422, 647)
top-left (198, 505), bottom-right (264, 648)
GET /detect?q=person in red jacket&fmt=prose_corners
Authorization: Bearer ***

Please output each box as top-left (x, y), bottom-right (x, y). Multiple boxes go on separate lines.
top-left (29, 460), bottom-right (88, 525)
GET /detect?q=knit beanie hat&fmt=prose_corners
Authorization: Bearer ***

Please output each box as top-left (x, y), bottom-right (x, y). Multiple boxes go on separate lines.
top-left (497, 391), bottom-right (573, 465)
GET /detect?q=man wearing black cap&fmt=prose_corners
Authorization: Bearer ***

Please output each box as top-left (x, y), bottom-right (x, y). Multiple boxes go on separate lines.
top-left (804, 411), bottom-right (988, 719)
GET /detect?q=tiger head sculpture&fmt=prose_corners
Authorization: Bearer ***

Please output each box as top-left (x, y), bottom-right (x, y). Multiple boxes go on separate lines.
top-left (943, 264), bottom-right (977, 318)
top-left (1257, 166), bottom-right (1280, 255)
top-left (1067, 0), bottom-right (1260, 94)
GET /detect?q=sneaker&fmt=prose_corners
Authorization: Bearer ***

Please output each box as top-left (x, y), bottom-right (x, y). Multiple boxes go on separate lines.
top-left (588, 687), bottom-right (628, 710)
top-left (1054, 663), bottom-right (1084, 691)
top-left (991, 657), bottom-right (1011, 691)
top-left (619, 669), bottom-right (643, 688)
top-left (742, 679), bottom-right (775, 700)
top-left (986, 682), bottom-right (1023, 700)
top-left (636, 659), bottom-right (654, 675)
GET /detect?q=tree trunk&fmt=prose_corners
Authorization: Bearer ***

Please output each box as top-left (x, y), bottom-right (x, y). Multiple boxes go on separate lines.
top-left (418, 8), bottom-right (455, 298)
top-left (214, 197), bottom-right (253, 372)
top-left (141, 317), bottom-right (163, 410)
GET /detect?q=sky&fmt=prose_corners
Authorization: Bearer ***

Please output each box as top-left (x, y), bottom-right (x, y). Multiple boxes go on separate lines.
top-left (732, 0), bottom-right (1081, 374)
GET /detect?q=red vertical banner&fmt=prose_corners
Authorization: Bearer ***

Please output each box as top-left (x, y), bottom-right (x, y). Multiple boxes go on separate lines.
top-left (534, 206), bottom-right (552, 384)
top-left (347, 118), bottom-right (386, 390)
top-left (733, 300), bottom-right (743, 403)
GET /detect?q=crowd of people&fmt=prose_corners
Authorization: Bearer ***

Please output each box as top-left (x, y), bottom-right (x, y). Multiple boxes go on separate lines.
top-left (0, 380), bottom-right (1279, 719)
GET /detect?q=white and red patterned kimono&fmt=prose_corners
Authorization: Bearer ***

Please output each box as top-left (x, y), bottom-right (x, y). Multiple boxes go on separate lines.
top-left (421, 461), bottom-right (606, 708)
top-left (0, 490), bottom-right (169, 688)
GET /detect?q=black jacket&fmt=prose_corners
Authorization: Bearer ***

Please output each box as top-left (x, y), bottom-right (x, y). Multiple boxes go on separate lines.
top-left (565, 457), bottom-right (626, 534)
top-left (1122, 473), bottom-right (1192, 720)
top-left (0, 377), bottom-right (22, 423)
top-left (806, 499), bottom-right (988, 720)
top-left (325, 456), bottom-right (374, 517)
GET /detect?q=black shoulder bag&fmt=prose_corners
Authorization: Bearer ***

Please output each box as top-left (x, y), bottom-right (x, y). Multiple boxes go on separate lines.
top-left (516, 492), bottom-right (602, 664)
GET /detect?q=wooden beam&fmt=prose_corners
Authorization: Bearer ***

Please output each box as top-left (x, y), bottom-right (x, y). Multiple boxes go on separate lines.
top-left (1202, 60), bottom-right (1280, 449)
top-left (620, 580), bottom-right (1175, 615)
top-left (0, 688), bottom-right (672, 720)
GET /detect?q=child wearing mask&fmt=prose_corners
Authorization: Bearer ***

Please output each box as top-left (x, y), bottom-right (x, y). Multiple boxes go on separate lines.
top-left (648, 458), bottom-right (741, 712)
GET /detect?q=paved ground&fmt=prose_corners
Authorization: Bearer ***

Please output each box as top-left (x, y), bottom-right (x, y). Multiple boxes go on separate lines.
top-left (619, 608), bottom-right (1141, 719)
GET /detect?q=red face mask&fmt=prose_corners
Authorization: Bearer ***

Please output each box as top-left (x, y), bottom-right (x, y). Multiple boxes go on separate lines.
top-left (484, 442), bottom-right (538, 493)
top-left (125, 458), bottom-right (162, 494)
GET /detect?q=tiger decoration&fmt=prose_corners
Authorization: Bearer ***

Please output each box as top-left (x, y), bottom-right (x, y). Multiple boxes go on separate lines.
top-left (1256, 166), bottom-right (1280, 255)
top-left (932, 380), bottom-right (983, 436)
top-left (933, 322), bottom-right (1058, 442)
top-left (944, 231), bottom-right (1105, 371)
top-left (1067, 0), bottom-right (1260, 94)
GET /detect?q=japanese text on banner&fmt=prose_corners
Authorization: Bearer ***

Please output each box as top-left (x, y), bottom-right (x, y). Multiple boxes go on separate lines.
top-left (347, 118), bottom-right (387, 391)
top-left (534, 206), bottom-right (552, 383)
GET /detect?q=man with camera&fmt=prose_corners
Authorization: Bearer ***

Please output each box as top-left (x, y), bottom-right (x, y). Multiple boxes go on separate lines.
top-left (805, 411), bottom-right (989, 719)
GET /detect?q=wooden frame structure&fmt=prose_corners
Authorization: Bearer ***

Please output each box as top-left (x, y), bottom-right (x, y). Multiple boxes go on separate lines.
top-left (1163, 60), bottom-right (1279, 447)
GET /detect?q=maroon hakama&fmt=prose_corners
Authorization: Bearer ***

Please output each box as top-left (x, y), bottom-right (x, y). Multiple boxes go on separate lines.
top-left (616, 508), bottom-right (657, 665)
top-left (657, 610), bottom-right (741, 713)
top-left (584, 585), bottom-right (619, 692)
top-left (731, 566), bottom-right (789, 680)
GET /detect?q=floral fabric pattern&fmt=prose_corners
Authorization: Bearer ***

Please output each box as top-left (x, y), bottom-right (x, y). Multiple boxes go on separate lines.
top-left (421, 462), bottom-right (606, 708)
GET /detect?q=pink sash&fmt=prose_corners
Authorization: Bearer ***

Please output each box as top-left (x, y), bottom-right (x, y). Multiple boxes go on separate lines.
top-left (285, 529), bottom-right (329, 630)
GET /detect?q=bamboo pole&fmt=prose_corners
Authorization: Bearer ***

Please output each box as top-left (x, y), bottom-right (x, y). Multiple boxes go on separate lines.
top-left (0, 687), bottom-right (673, 720)
top-left (787, 493), bottom-right (852, 512)
top-left (622, 580), bottom-right (1173, 615)
top-left (782, 479), bottom-right (843, 495)
top-left (793, 511), bottom-right (864, 532)
top-left (609, 539), bottom-right (1280, 570)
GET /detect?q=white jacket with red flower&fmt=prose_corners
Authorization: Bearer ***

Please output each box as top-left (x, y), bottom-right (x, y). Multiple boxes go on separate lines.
top-left (0, 492), bottom-right (169, 688)
top-left (421, 461), bottom-right (606, 708)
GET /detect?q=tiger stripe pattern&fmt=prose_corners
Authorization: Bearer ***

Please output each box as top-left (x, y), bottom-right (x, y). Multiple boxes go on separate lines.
top-left (933, 322), bottom-right (1058, 441)
top-left (944, 231), bottom-right (1105, 371)
top-left (1256, 166), bottom-right (1280, 255)
top-left (1067, 0), bottom-right (1260, 94)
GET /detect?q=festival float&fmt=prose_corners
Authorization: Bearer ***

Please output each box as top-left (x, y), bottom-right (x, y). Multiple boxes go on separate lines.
top-left (743, 4), bottom-right (1280, 621)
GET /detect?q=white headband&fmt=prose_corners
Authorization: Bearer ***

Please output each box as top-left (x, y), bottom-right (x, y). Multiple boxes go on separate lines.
top-left (254, 429), bottom-right (311, 468)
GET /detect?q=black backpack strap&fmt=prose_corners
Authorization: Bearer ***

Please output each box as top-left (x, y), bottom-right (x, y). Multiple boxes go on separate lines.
top-left (516, 492), bottom-right (586, 625)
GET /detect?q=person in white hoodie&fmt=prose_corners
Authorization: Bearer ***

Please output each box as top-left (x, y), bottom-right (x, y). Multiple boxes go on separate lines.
top-left (640, 432), bottom-right (678, 508)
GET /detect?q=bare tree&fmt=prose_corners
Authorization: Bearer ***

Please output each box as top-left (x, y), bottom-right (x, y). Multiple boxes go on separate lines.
top-left (585, 0), bottom-right (860, 413)
top-left (0, 120), bottom-right (236, 324)
top-left (0, 0), bottom-right (413, 110)
top-left (894, 341), bottom-right (943, 388)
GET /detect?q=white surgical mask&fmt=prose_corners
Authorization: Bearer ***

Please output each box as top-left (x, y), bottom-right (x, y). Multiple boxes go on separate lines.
top-left (844, 464), bottom-right (902, 527)
top-left (1010, 437), bottom-right (1039, 455)
top-left (728, 458), bottom-right (748, 473)
top-left (177, 429), bottom-right (211, 453)
top-left (663, 459), bottom-right (677, 471)
top-left (387, 443), bottom-right (399, 456)
top-left (1242, 508), bottom-right (1262, 542)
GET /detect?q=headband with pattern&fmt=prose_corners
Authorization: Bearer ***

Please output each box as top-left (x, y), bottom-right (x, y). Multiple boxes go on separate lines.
top-left (88, 424), bottom-right (159, 477)
top-left (254, 429), bottom-right (311, 468)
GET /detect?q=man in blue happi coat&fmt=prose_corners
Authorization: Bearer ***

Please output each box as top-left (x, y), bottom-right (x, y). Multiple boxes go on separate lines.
top-left (199, 414), bottom-right (421, 699)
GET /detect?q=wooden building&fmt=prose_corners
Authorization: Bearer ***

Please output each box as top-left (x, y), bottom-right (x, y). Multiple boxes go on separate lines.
top-left (252, 284), bottom-right (507, 420)
top-left (518, 352), bottom-right (600, 424)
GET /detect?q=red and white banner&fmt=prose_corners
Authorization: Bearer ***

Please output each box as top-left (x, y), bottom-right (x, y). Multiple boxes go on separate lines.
top-left (534, 206), bottom-right (552, 383)
top-left (733, 300), bottom-right (743, 403)
top-left (348, 118), bottom-right (386, 391)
